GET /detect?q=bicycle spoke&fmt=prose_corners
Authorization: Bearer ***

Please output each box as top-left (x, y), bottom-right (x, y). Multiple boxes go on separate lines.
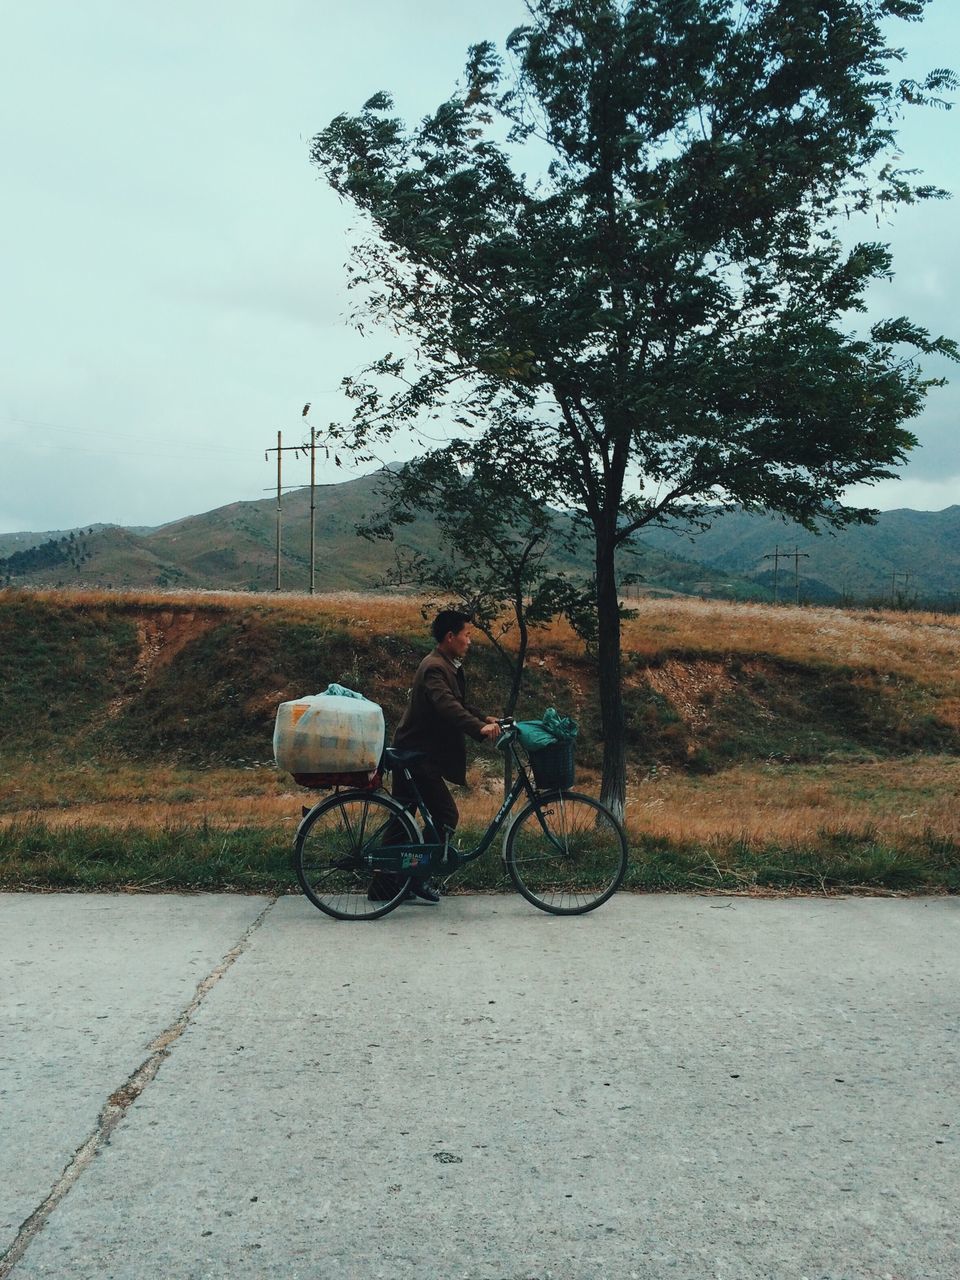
top-left (294, 791), bottom-right (420, 921)
top-left (355, 797), bottom-right (369, 853)
top-left (338, 797), bottom-right (359, 849)
top-left (505, 792), bottom-right (627, 915)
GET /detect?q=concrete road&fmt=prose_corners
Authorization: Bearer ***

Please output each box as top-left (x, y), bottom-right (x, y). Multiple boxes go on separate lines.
top-left (1, 892), bottom-right (958, 1280)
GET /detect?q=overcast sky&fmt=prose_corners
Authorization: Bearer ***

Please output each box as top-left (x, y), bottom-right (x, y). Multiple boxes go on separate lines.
top-left (1, 0), bottom-right (958, 535)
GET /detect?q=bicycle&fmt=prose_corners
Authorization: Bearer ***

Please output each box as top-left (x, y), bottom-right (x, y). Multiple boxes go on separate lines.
top-left (292, 720), bottom-right (628, 921)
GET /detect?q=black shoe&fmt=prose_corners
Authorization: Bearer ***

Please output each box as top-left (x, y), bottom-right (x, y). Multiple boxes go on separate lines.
top-left (405, 879), bottom-right (441, 904)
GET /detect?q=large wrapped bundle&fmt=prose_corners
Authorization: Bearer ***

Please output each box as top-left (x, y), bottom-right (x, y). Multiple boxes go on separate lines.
top-left (273, 693), bottom-right (385, 781)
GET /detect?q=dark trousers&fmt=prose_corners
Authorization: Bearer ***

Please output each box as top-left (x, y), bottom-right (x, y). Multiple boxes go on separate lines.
top-left (369, 766), bottom-right (459, 895)
top-left (392, 765), bottom-right (459, 839)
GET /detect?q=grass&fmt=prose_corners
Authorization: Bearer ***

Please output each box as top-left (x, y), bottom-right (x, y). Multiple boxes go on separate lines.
top-left (2, 587), bottom-right (959, 894)
top-left (0, 820), bottom-right (296, 893)
top-left (0, 595), bottom-right (138, 748)
top-left (2, 756), bottom-right (958, 895)
top-left (621, 757), bottom-right (960, 850)
top-left (8, 755), bottom-right (956, 848)
top-left (2, 586), bottom-right (432, 631)
top-left (619, 828), bottom-right (960, 895)
top-left (3, 815), bottom-right (956, 896)
top-left (0, 760), bottom-right (287, 818)
top-left (620, 597), bottom-right (960, 704)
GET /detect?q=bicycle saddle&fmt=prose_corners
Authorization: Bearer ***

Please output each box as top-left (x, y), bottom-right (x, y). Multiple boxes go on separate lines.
top-left (383, 747), bottom-right (427, 768)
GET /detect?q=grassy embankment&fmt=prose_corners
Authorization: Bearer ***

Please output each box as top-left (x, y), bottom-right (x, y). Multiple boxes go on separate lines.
top-left (1, 586), bottom-right (959, 895)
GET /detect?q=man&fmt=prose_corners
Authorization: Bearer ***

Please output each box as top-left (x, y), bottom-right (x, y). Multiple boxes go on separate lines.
top-left (375, 609), bottom-right (501, 904)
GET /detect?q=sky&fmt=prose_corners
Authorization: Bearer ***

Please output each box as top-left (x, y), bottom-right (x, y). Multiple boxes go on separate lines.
top-left (1, 0), bottom-right (958, 536)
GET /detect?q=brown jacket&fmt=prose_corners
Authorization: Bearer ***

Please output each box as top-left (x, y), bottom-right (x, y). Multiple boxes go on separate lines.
top-left (393, 648), bottom-right (486, 785)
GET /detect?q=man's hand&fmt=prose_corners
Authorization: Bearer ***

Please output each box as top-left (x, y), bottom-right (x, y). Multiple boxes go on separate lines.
top-left (480, 721), bottom-right (501, 740)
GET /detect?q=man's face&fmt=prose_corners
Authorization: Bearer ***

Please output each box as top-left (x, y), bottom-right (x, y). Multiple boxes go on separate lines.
top-left (444, 623), bottom-right (472, 660)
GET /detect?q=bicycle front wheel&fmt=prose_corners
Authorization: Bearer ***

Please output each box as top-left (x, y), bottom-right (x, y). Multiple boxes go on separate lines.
top-left (505, 791), bottom-right (628, 915)
top-left (294, 791), bottom-right (420, 921)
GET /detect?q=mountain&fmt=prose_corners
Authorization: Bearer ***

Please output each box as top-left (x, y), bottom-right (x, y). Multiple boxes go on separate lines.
top-left (0, 523), bottom-right (123, 560)
top-left (636, 506), bottom-right (960, 605)
top-left (3, 472), bottom-right (959, 605)
top-left (0, 471), bottom-right (759, 598)
top-left (0, 475), bottom-right (408, 592)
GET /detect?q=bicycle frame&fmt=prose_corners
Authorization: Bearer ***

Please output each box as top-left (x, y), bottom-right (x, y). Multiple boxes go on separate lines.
top-left (373, 733), bottom-right (555, 877)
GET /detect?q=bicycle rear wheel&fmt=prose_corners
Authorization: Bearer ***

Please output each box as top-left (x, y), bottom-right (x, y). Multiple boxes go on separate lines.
top-left (505, 791), bottom-right (628, 915)
top-left (294, 790), bottom-right (420, 921)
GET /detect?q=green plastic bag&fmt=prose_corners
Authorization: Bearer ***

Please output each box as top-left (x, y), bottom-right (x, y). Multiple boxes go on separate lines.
top-left (320, 683), bottom-right (370, 701)
top-left (513, 708), bottom-right (578, 753)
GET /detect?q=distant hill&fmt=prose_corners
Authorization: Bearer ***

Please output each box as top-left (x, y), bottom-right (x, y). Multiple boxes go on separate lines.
top-left (637, 505), bottom-right (960, 605)
top-left (3, 472), bottom-right (959, 605)
top-left (0, 471), bottom-right (755, 598)
top-left (0, 523), bottom-right (121, 560)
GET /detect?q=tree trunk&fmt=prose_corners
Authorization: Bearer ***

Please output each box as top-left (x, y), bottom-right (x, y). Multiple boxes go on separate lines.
top-left (501, 613), bottom-right (528, 797)
top-left (595, 538), bottom-right (626, 822)
top-left (504, 622), bottom-right (527, 718)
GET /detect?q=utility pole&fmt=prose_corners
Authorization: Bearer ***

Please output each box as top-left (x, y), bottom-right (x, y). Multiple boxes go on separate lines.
top-left (791, 545), bottom-right (810, 605)
top-left (889, 570), bottom-right (911, 607)
top-left (308, 426), bottom-right (317, 595)
top-left (762, 544), bottom-right (790, 604)
top-left (265, 431), bottom-right (309, 592)
top-left (304, 404), bottom-right (317, 595)
top-left (273, 430), bottom-right (282, 590)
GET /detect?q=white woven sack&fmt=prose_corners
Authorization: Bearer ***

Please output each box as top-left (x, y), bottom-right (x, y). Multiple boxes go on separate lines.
top-left (273, 694), bottom-right (385, 775)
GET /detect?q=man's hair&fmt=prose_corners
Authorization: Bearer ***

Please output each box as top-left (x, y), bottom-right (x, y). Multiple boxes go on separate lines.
top-left (432, 609), bottom-right (472, 644)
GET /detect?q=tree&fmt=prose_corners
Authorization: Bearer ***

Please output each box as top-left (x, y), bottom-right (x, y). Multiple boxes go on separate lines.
top-left (312, 0), bottom-right (956, 817)
top-left (361, 443), bottom-right (588, 717)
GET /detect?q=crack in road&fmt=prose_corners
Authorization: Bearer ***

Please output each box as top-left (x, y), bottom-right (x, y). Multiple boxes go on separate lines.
top-left (0, 895), bottom-right (279, 1279)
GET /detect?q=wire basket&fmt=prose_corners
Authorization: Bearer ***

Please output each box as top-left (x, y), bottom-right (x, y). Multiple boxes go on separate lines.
top-left (528, 739), bottom-right (576, 791)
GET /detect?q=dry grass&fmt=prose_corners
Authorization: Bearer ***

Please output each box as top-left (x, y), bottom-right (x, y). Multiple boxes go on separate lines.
top-left (2, 586), bottom-right (433, 632)
top-left (619, 597), bottom-right (960, 695)
top-left (13, 586), bottom-right (958, 690)
top-left (621, 756), bottom-right (960, 850)
top-left (4, 588), bottom-right (959, 886)
top-left (0, 761), bottom-right (286, 815)
top-left (0, 793), bottom-right (302, 832)
top-left (534, 753), bottom-right (954, 854)
top-left (451, 756), bottom-right (960, 853)
top-left (8, 757), bottom-right (956, 867)
top-left (0, 756), bottom-right (305, 834)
